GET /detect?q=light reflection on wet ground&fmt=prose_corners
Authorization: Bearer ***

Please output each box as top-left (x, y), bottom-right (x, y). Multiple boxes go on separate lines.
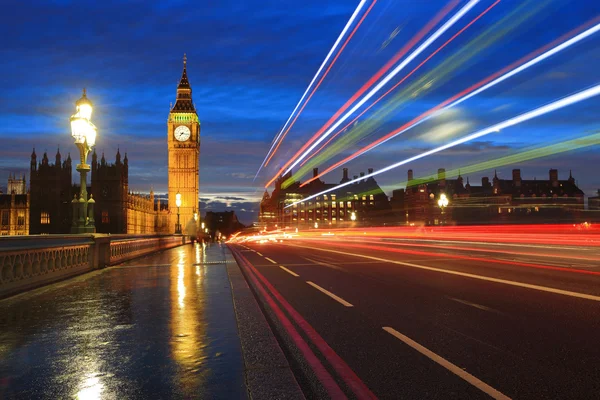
top-left (0, 243), bottom-right (246, 399)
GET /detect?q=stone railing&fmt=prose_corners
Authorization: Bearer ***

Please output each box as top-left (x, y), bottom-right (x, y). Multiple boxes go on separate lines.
top-left (109, 235), bottom-right (183, 264)
top-left (0, 234), bottom-right (185, 298)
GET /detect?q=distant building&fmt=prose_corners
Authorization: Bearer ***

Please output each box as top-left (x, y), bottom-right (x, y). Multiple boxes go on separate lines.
top-left (589, 190), bottom-right (600, 210)
top-left (396, 168), bottom-right (585, 226)
top-left (28, 147), bottom-right (169, 235)
top-left (0, 175), bottom-right (29, 236)
top-left (204, 211), bottom-right (244, 238)
top-left (8, 173), bottom-right (26, 195)
top-left (29, 148), bottom-right (73, 234)
top-left (259, 167), bottom-right (391, 228)
top-left (90, 149), bottom-right (169, 234)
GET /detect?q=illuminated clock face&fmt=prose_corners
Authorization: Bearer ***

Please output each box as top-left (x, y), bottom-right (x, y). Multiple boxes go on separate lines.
top-left (174, 125), bottom-right (191, 142)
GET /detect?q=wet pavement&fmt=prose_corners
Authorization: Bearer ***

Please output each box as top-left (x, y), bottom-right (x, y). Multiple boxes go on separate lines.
top-left (0, 243), bottom-right (247, 399)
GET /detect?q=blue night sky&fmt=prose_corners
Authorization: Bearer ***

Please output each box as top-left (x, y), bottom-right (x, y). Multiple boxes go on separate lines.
top-left (1, 0), bottom-right (599, 223)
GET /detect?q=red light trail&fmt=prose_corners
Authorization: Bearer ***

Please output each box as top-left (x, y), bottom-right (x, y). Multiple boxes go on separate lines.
top-left (264, 0), bottom-right (461, 188)
top-left (263, 0), bottom-right (378, 168)
top-left (294, 239), bottom-right (600, 276)
top-left (255, 0), bottom-right (370, 180)
top-left (298, 0), bottom-right (502, 176)
top-left (301, 16), bottom-right (600, 186)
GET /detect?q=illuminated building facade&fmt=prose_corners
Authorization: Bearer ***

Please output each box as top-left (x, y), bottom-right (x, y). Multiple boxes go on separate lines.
top-left (167, 54), bottom-right (200, 234)
top-left (91, 149), bottom-right (169, 234)
top-left (260, 167), bottom-right (391, 228)
top-left (0, 175), bottom-right (29, 235)
top-left (27, 147), bottom-right (168, 235)
top-left (399, 168), bottom-right (585, 226)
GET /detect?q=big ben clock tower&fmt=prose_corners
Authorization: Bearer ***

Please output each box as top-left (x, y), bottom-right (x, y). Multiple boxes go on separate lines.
top-left (168, 54), bottom-right (200, 233)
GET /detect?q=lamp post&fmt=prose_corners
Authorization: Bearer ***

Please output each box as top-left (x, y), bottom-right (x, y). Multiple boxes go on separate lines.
top-left (175, 191), bottom-right (182, 234)
top-left (70, 88), bottom-right (97, 234)
top-left (438, 193), bottom-right (449, 225)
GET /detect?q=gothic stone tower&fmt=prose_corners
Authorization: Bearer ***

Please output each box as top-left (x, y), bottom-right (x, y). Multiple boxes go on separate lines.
top-left (91, 149), bottom-right (129, 233)
top-left (168, 54), bottom-right (200, 232)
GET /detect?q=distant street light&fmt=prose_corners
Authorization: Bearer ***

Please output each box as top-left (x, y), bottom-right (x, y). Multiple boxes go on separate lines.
top-left (70, 88), bottom-right (97, 233)
top-left (314, 222), bottom-right (319, 229)
top-left (350, 211), bottom-right (357, 221)
top-left (175, 191), bottom-right (182, 234)
top-left (438, 193), bottom-right (449, 225)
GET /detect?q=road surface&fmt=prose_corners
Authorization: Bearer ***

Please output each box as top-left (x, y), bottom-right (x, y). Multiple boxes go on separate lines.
top-left (230, 232), bottom-right (600, 399)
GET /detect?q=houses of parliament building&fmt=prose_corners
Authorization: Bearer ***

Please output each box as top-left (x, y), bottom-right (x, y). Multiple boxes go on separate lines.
top-left (0, 55), bottom-right (200, 235)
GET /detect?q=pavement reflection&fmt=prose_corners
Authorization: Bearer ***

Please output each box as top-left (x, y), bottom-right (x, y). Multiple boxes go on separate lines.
top-left (0, 243), bottom-right (246, 399)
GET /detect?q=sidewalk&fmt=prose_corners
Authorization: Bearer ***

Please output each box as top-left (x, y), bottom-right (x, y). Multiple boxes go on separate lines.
top-left (0, 243), bottom-right (247, 399)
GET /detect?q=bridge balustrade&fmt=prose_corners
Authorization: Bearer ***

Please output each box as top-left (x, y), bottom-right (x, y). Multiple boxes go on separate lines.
top-left (0, 234), bottom-right (185, 298)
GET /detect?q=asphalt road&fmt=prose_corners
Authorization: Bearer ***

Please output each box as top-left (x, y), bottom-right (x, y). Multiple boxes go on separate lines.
top-left (231, 235), bottom-right (600, 399)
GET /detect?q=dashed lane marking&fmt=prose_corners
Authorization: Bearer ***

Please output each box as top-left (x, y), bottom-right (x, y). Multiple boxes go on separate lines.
top-left (280, 266), bottom-right (300, 277)
top-left (383, 327), bottom-right (511, 400)
top-left (265, 257), bottom-right (277, 264)
top-left (307, 281), bottom-right (353, 307)
top-left (447, 297), bottom-right (502, 314)
top-left (285, 244), bottom-right (600, 302)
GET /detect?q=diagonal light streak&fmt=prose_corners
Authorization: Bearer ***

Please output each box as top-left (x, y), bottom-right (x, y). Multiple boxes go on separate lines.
top-left (263, 0), bottom-right (378, 169)
top-left (264, 0), bottom-right (461, 188)
top-left (298, 0), bottom-right (501, 173)
top-left (285, 83), bottom-right (600, 208)
top-left (301, 18), bottom-right (600, 186)
top-left (254, 0), bottom-right (369, 181)
top-left (279, 0), bottom-right (481, 178)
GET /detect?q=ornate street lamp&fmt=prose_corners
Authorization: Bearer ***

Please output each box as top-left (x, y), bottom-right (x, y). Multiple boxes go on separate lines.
top-left (350, 211), bottom-right (357, 221)
top-left (175, 191), bottom-right (182, 234)
top-left (70, 88), bottom-right (97, 233)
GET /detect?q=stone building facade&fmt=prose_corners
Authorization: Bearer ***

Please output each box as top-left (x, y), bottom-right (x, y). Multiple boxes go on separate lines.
top-left (396, 168), bottom-right (585, 226)
top-left (91, 149), bottom-right (169, 234)
top-left (0, 175), bottom-right (29, 236)
top-left (29, 149), bottom-right (73, 234)
top-left (259, 167), bottom-right (391, 229)
top-left (167, 55), bottom-right (201, 233)
top-left (27, 148), bottom-right (169, 235)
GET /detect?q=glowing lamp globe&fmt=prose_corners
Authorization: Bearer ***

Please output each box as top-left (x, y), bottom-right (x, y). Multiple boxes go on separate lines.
top-left (176, 192), bottom-right (182, 208)
top-left (75, 89), bottom-right (93, 120)
top-left (70, 117), bottom-right (87, 143)
top-left (438, 193), bottom-right (449, 208)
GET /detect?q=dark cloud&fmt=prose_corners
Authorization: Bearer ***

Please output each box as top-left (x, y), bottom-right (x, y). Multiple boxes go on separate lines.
top-left (216, 196), bottom-right (247, 201)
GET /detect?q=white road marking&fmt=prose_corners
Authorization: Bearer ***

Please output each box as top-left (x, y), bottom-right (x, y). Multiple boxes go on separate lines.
top-left (307, 281), bottom-right (353, 307)
top-left (264, 257), bottom-right (277, 264)
top-left (447, 297), bottom-right (501, 314)
top-left (256, 252), bottom-right (264, 256)
top-left (280, 266), bottom-right (300, 277)
top-left (285, 244), bottom-right (600, 302)
top-left (383, 327), bottom-right (511, 400)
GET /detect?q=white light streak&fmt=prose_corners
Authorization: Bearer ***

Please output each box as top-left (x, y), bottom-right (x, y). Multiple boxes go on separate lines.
top-left (328, 21), bottom-right (600, 166)
top-left (254, 0), bottom-right (368, 180)
top-left (285, 83), bottom-right (600, 208)
top-left (283, 0), bottom-right (480, 175)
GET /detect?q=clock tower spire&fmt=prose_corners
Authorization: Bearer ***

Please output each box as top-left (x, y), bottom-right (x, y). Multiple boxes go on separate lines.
top-left (167, 53), bottom-right (200, 233)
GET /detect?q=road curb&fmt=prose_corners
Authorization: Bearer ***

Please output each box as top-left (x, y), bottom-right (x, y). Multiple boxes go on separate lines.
top-left (224, 245), bottom-right (305, 400)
